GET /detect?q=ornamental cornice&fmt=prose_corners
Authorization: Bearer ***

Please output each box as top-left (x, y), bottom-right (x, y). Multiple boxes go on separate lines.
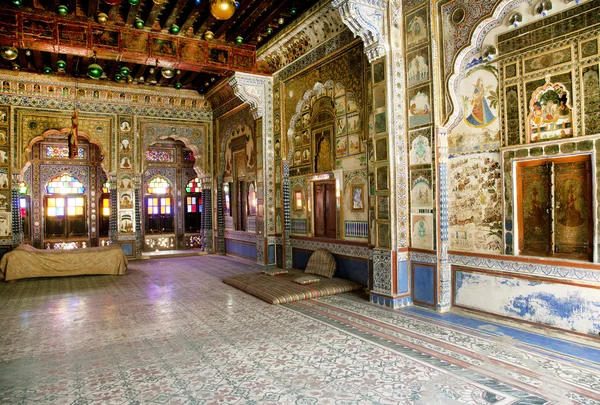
top-left (228, 73), bottom-right (272, 120)
top-left (332, 0), bottom-right (388, 62)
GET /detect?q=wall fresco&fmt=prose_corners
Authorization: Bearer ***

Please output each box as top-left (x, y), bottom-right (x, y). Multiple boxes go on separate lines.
top-left (449, 153), bottom-right (502, 254)
top-left (449, 65), bottom-right (500, 154)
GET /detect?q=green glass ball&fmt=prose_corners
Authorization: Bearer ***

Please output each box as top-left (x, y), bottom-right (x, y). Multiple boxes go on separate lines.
top-left (266, 27), bottom-right (273, 35)
top-left (57, 4), bottom-right (68, 15)
top-left (56, 60), bottom-right (66, 70)
top-left (119, 66), bottom-right (130, 77)
top-left (235, 36), bottom-right (243, 44)
top-left (170, 25), bottom-right (180, 34)
top-left (42, 66), bottom-right (52, 75)
top-left (134, 19), bottom-right (144, 29)
top-left (87, 63), bottom-right (103, 79)
top-left (114, 74), bottom-right (122, 82)
top-left (290, 7), bottom-right (297, 16)
top-left (174, 82), bottom-right (182, 90)
top-left (129, 0), bottom-right (140, 4)
top-left (12, 0), bottom-right (23, 7)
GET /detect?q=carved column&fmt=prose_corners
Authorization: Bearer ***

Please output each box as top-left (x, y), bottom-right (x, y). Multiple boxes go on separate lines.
top-left (11, 174), bottom-right (22, 248)
top-left (109, 173), bottom-right (118, 245)
top-left (436, 126), bottom-right (451, 312)
top-left (229, 72), bottom-right (275, 269)
top-left (216, 175), bottom-right (225, 254)
top-left (133, 175), bottom-right (142, 259)
top-left (201, 180), bottom-right (213, 253)
top-left (282, 159), bottom-right (292, 269)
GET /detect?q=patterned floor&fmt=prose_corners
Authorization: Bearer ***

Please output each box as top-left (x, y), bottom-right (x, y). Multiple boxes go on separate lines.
top-left (0, 255), bottom-right (598, 404)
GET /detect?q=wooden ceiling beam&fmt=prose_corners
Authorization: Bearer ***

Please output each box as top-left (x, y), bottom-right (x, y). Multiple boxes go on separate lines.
top-left (213, 0), bottom-right (255, 39)
top-left (241, 2), bottom-right (289, 43)
top-left (133, 64), bottom-right (147, 82)
top-left (227, 0), bottom-right (272, 42)
top-left (144, 2), bottom-right (166, 31)
top-left (182, 71), bottom-right (199, 86)
top-left (107, 5), bottom-right (119, 23)
top-left (88, 0), bottom-right (99, 17)
top-left (32, 50), bottom-right (43, 71)
top-left (180, 3), bottom-right (205, 36)
top-left (163, 0), bottom-right (188, 32)
top-left (32, 0), bottom-right (44, 10)
top-left (125, 2), bottom-right (141, 26)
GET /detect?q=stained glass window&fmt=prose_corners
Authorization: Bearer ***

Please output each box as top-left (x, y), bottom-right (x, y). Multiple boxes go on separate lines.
top-left (20, 197), bottom-right (27, 217)
top-left (147, 197), bottom-right (171, 215)
top-left (187, 196), bottom-right (199, 213)
top-left (145, 149), bottom-right (174, 162)
top-left (185, 178), bottom-right (202, 193)
top-left (46, 174), bottom-right (85, 194)
top-left (147, 177), bottom-right (170, 194)
top-left (101, 181), bottom-right (110, 194)
top-left (45, 146), bottom-right (84, 159)
top-left (46, 197), bottom-right (84, 217)
top-left (102, 198), bottom-right (110, 216)
top-left (184, 151), bottom-right (195, 162)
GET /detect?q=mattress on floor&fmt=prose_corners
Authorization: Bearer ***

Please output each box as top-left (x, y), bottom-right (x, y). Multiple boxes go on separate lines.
top-left (223, 269), bottom-right (363, 304)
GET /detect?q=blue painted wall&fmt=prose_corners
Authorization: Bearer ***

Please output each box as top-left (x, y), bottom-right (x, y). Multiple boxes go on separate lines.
top-left (412, 264), bottom-right (436, 307)
top-left (293, 249), bottom-right (368, 285)
top-left (225, 239), bottom-right (257, 260)
top-left (454, 269), bottom-right (600, 336)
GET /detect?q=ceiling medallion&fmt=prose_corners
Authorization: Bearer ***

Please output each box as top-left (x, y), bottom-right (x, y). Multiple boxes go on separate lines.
top-left (210, 0), bottom-right (237, 21)
top-left (0, 46), bottom-right (18, 61)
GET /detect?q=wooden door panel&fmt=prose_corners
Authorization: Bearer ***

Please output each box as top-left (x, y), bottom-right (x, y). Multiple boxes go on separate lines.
top-left (519, 163), bottom-right (551, 256)
top-left (554, 158), bottom-right (592, 260)
top-left (314, 183), bottom-right (325, 237)
top-left (325, 183), bottom-right (336, 238)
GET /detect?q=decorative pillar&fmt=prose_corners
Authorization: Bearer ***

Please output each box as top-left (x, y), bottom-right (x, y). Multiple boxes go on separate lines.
top-left (109, 173), bottom-right (118, 245)
top-left (11, 174), bottom-right (21, 248)
top-left (216, 175), bottom-right (225, 254)
top-left (282, 159), bottom-right (292, 269)
top-left (229, 72), bottom-right (275, 270)
top-left (201, 181), bottom-right (213, 252)
top-left (436, 126), bottom-right (451, 311)
top-left (133, 175), bottom-right (142, 259)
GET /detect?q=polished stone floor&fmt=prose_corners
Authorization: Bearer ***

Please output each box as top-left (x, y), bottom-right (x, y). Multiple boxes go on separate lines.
top-left (0, 255), bottom-right (598, 404)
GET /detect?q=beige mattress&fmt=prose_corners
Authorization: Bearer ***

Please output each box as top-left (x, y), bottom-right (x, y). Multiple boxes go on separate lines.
top-left (224, 269), bottom-right (363, 304)
top-left (0, 244), bottom-right (127, 281)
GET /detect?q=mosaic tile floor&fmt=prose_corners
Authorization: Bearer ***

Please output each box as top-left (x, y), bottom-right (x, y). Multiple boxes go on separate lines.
top-left (0, 255), bottom-right (598, 405)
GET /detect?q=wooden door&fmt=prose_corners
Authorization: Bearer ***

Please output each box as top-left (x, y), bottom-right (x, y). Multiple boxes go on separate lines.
top-left (314, 180), bottom-right (336, 238)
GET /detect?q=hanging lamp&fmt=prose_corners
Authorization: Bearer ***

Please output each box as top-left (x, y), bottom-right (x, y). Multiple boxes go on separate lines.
top-left (210, 0), bottom-right (237, 20)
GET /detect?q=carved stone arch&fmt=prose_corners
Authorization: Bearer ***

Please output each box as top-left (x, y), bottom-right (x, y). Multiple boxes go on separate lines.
top-left (444, 0), bottom-right (528, 132)
top-left (23, 128), bottom-right (108, 177)
top-left (140, 122), bottom-right (208, 179)
top-left (218, 122), bottom-right (254, 181)
top-left (286, 80), bottom-right (358, 161)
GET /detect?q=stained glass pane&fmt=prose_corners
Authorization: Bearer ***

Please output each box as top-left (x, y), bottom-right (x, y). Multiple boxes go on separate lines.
top-left (147, 177), bottom-right (170, 194)
top-left (57, 207), bottom-right (64, 216)
top-left (186, 178), bottom-right (202, 194)
top-left (46, 174), bottom-right (85, 195)
top-left (45, 146), bottom-right (85, 159)
top-left (102, 181), bottom-right (110, 194)
top-left (67, 206), bottom-right (75, 216)
top-left (145, 149), bottom-right (174, 162)
top-left (48, 207), bottom-right (56, 216)
top-left (48, 198), bottom-right (56, 207)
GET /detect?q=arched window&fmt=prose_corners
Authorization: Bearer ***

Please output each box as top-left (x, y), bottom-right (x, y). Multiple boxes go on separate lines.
top-left (145, 176), bottom-right (173, 233)
top-left (99, 180), bottom-right (110, 237)
top-left (44, 174), bottom-right (86, 238)
top-left (185, 177), bottom-right (202, 233)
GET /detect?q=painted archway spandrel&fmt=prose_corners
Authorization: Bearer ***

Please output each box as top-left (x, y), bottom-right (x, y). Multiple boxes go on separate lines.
top-left (17, 110), bottom-right (113, 171)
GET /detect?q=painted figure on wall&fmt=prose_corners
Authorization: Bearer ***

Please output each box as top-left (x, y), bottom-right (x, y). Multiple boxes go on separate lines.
top-left (69, 108), bottom-right (79, 160)
top-left (465, 78), bottom-right (496, 127)
top-left (558, 184), bottom-right (585, 227)
top-left (528, 81), bottom-right (572, 142)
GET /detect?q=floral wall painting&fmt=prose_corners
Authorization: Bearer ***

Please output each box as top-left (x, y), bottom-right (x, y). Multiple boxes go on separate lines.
top-left (450, 65), bottom-right (500, 153)
top-left (405, 7), bottom-right (428, 50)
top-left (350, 184), bottom-right (364, 211)
top-left (411, 213), bottom-right (433, 250)
top-left (448, 153), bottom-right (502, 254)
top-left (527, 80), bottom-right (573, 143)
top-left (408, 86), bottom-right (431, 128)
top-left (409, 128), bottom-right (432, 165)
top-left (407, 47), bottom-right (430, 87)
top-left (410, 170), bottom-right (433, 210)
